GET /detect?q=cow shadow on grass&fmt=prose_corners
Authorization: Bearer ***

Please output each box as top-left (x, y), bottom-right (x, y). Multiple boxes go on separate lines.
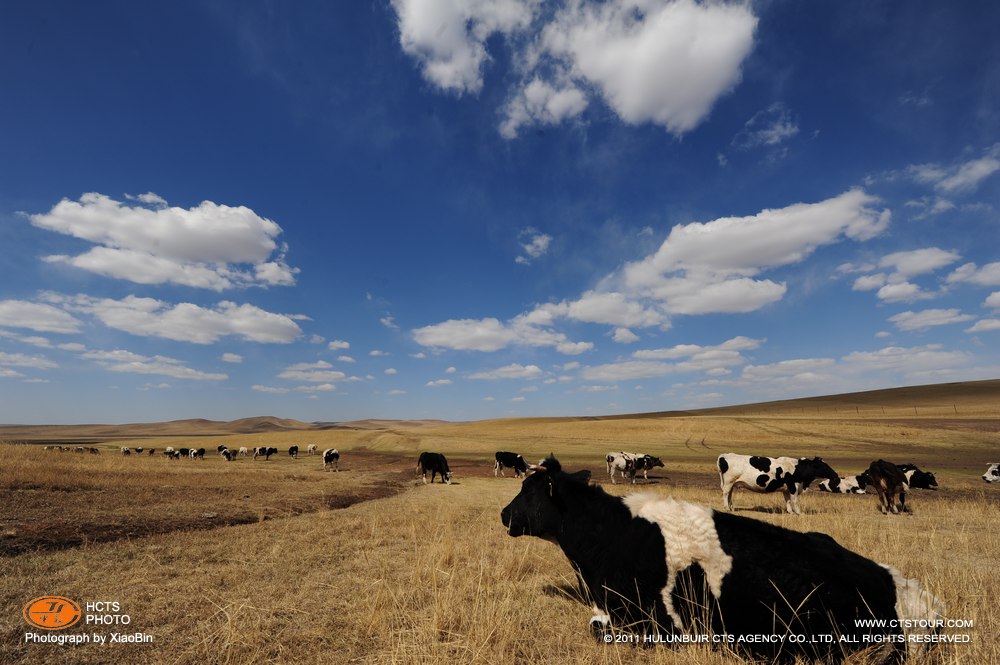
top-left (731, 506), bottom-right (791, 515)
top-left (542, 582), bottom-right (589, 605)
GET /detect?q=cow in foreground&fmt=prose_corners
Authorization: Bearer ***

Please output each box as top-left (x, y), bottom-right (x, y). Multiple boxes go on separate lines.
top-left (868, 460), bottom-right (909, 515)
top-left (896, 464), bottom-right (938, 490)
top-left (494, 451), bottom-right (528, 478)
top-left (416, 452), bottom-right (452, 484)
top-left (817, 472), bottom-right (871, 494)
top-left (323, 448), bottom-right (340, 471)
top-left (718, 454), bottom-right (838, 515)
top-left (501, 456), bottom-right (943, 663)
top-left (983, 463), bottom-right (1000, 483)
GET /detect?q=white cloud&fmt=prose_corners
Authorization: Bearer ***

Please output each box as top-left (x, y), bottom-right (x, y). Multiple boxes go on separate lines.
top-left (0, 352), bottom-right (58, 370)
top-left (392, 0), bottom-right (756, 138)
top-left (888, 308), bottom-right (975, 331)
top-left (337, 355), bottom-right (356, 363)
top-left (328, 339), bottom-right (350, 350)
top-left (47, 294), bottom-right (302, 344)
top-left (0, 300), bottom-right (82, 334)
top-left (621, 189), bottom-right (889, 314)
top-left (966, 319), bottom-right (1000, 333)
top-left (875, 281), bottom-right (937, 303)
top-left (731, 102), bottom-right (799, 150)
top-left (426, 379), bottom-right (454, 387)
top-left (370, 349), bottom-right (388, 357)
top-left (278, 360), bottom-right (346, 383)
top-left (581, 360), bottom-right (673, 382)
top-left (515, 228), bottom-right (553, 264)
top-left (741, 358), bottom-right (836, 382)
top-left (221, 353), bottom-right (243, 363)
top-left (388, 389), bottom-right (407, 395)
top-left (840, 345), bottom-right (969, 374)
top-left (253, 384), bottom-right (290, 394)
top-left (385, 367), bottom-right (398, 375)
top-left (612, 327), bottom-right (639, 343)
top-left (445, 366), bottom-right (457, 373)
top-left (380, 315), bottom-right (399, 329)
top-left (879, 248), bottom-right (960, 278)
top-left (986, 292), bottom-right (1000, 309)
top-left (852, 273), bottom-right (887, 291)
top-left (28, 193), bottom-right (298, 290)
top-left (947, 262), bottom-right (1000, 287)
top-left (908, 145), bottom-right (1000, 193)
top-left (851, 248), bottom-right (959, 303)
top-left (412, 315), bottom-right (591, 354)
top-left (468, 363), bottom-right (543, 380)
top-left (82, 349), bottom-right (227, 381)
top-left (1, 368), bottom-right (25, 378)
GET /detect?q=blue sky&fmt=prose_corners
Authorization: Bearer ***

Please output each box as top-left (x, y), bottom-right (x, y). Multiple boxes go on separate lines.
top-left (1, 0), bottom-right (998, 424)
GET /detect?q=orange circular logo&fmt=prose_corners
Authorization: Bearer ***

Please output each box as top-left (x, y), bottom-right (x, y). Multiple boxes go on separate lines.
top-left (22, 596), bottom-right (82, 630)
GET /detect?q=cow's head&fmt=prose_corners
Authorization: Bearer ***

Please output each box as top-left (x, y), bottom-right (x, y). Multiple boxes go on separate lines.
top-left (643, 455), bottom-right (664, 469)
top-left (443, 470), bottom-right (453, 484)
top-left (983, 463), bottom-right (1000, 483)
top-left (795, 457), bottom-right (839, 487)
top-left (501, 455), bottom-right (590, 539)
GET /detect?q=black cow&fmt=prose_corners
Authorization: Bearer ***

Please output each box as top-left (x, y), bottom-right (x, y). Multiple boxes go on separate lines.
top-left (289, 445), bottom-right (299, 459)
top-left (323, 448), bottom-right (340, 471)
top-left (896, 464), bottom-right (938, 490)
top-left (494, 451), bottom-right (528, 478)
top-left (416, 452), bottom-right (452, 484)
top-left (178, 447), bottom-right (191, 458)
top-left (718, 453), bottom-right (839, 514)
top-left (868, 460), bottom-right (908, 515)
top-left (501, 455), bottom-right (943, 663)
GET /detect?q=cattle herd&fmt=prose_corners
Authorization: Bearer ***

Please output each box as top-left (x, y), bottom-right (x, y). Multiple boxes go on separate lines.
top-left (37, 437), bottom-right (996, 659)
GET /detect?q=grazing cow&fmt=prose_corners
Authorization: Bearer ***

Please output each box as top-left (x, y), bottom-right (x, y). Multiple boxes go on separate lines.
top-left (605, 452), bottom-right (635, 484)
top-left (147, 448), bottom-right (156, 456)
top-left (288, 445), bottom-right (299, 459)
top-left (494, 451), bottom-right (528, 478)
top-left (501, 455), bottom-right (944, 663)
top-left (323, 448), bottom-right (340, 471)
top-left (166, 450), bottom-right (182, 460)
top-left (238, 446), bottom-right (249, 457)
top-left (896, 464), bottom-right (938, 490)
top-left (629, 454), bottom-right (665, 483)
top-left (74, 446), bottom-right (85, 453)
top-left (307, 444), bottom-right (317, 455)
top-left (718, 454), bottom-right (839, 515)
top-left (868, 460), bottom-right (909, 515)
top-left (253, 447), bottom-right (278, 460)
top-left (983, 463), bottom-right (1000, 483)
top-left (817, 472), bottom-right (871, 494)
top-left (217, 445), bottom-right (228, 453)
top-left (190, 448), bottom-right (206, 460)
top-left (89, 447), bottom-right (100, 455)
top-left (165, 447), bottom-right (174, 454)
top-left (120, 447), bottom-right (131, 456)
top-left (221, 449), bottom-right (235, 462)
top-left (178, 447), bottom-right (190, 458)
top-left (134, 447), bottom-right (144, 455)
top-left (416, 452), bottom-right (452, 484)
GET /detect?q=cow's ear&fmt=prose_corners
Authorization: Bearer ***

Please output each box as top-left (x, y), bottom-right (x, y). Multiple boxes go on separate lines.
top-left (569, 470), bottom-right (591, 484)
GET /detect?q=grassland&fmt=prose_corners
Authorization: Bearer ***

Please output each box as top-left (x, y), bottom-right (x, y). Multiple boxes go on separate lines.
top-left (1, 381), bottom-right (998, 664)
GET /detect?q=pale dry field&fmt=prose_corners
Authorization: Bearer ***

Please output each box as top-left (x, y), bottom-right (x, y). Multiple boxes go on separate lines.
top-left (1, 400), bottom-right (998, 664)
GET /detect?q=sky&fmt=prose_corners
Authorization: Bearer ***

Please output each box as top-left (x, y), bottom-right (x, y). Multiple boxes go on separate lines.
top-left (1, 0), bottom-right (999, 424)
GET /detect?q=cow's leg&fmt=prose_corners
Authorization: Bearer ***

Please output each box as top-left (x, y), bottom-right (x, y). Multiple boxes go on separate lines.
top-left (494, 461), bottom-right (499, 477)
top-left (422, 471), bottom-right (428, 484)
top-left (609, 468), bottom-right (617, 485)
top-left (589, 607), bottom-right (612, 641)
top-left (721, 482), bottom-right (735, 511)
top-left (899, 490), bottom-right (908, 514)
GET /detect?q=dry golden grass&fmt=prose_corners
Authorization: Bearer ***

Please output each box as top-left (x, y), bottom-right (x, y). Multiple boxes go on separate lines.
top-left (1, 387), bottom-right (998, 664)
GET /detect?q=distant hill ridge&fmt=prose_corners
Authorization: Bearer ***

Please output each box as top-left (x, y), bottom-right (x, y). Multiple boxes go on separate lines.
top-left (1, 379), bottom-right (997, 439)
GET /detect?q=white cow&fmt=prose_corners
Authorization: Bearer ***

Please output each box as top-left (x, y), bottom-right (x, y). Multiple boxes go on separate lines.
top-left (983, 463), bottom-right (1000, 483)
top-left (238, 446), bottom-right (249, 457)
top-left (605, 452), bottom-right (636, 485)
top-left (307, 444), bottom-right (317, 455)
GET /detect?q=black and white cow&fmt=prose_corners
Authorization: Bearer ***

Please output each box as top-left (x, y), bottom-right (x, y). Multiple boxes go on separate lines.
top-left (221, 449), bottom-right (235, 462)
top-left (217, 445), bottom-right (228, 453)
top-left (191, 447), bottom-right (206, 460)
top-left (868, 460), bottom-right (908, 515)
top-left (605, 452), bottom-right (635, 484)
top-left (120, 447), bottom-right (131, 456)
top-left (718, 453), bottom-right (839, 515)
top-left (896, 464), bottom-right (938, 490)
top-left (629, 454), bottom-right (665, 483)
top-left (501, 456), bottom-right (944, 663)
top-left (983, 463), bottom-right (1000, 483)
top-left (494, 451), bottom-right (528, 478)
top-left (134, 447), bottom-right (144, 454)
top-left (288, 445), bottom-right (299, 459)
top-left (416, 452), bottom-right (452, 484)
top-left (817, 472), bottom-right (871, 494)
top-left (253, 446), bottom-right (278, 460)
top-left (323, 448), bottom-right (340, 471)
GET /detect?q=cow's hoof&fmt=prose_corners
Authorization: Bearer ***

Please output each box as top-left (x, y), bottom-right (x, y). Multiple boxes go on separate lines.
top-left (590, 612), bottom-right (611, 642)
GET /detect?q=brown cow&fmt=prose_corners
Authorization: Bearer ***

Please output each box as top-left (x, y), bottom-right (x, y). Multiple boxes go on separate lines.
top-left (866, 459), bottom-right (908, 515)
